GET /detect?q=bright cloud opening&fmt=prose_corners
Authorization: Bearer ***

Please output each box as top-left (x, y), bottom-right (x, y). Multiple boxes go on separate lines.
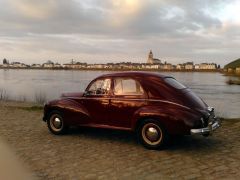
top-left (109, 0), bottom-right (142, 27)
top-left (219, 0), bottom-right (240, 25)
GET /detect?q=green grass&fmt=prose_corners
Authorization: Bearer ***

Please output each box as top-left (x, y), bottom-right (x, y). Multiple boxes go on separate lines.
top-left (18, 106), bottom-right (43, 111)
top-left (224, 58), bottom-right (240, 69)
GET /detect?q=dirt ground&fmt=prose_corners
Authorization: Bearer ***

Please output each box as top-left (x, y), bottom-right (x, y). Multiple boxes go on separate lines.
top-left (0, 101), bottom-right (240, 179)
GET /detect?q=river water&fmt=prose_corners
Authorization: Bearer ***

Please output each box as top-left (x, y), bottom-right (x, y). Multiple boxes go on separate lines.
top-left (0, 69), bottom-right (239, 118)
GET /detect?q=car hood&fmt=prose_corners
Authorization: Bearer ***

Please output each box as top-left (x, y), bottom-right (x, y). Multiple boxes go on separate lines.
top-left (61, 92), bottom-right (84, 98)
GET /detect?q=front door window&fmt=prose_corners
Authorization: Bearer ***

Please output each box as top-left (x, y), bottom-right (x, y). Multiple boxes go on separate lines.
top-left (88, 79), bottom-right (111, 95)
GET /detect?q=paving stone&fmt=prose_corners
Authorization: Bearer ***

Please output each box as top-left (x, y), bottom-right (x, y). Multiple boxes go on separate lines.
top-left (0, 101), bottom-right (240, 179)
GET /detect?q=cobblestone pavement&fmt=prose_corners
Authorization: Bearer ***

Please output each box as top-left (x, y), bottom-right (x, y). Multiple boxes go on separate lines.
top-left (0, 101), bottom-right (240, 180)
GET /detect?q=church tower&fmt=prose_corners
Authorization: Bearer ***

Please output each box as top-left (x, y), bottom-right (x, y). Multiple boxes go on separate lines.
top-left (147, 50), bottom-right (154, 64)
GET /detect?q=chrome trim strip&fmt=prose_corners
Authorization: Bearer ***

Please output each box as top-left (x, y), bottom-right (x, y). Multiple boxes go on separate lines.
top-left (62, 96), bottom-right (190, 109)
top-left (147, 99), bottom-right (190, 109)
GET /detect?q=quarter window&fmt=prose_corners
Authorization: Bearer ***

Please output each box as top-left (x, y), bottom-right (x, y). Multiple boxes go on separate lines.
top-left (114, 78), bottom-right (144, 95)
top-left (88, 79), bottom-right (111, 95)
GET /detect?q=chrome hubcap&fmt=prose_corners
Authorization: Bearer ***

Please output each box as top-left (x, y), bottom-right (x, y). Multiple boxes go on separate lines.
top-left (53, 117), bottom-right (62, 129)
top-left (50, 115), bottom-right (63, 131)
top-left (142, 123), bottom-right (162, 145)
top-left (146, 127), bottom-right (159, 142)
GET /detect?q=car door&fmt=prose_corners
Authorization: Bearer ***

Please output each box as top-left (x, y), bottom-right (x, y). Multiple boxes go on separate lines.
top-left (80, 78), bottom-right (111, 125)
top-left (108, 77), bottom-right (147, 129)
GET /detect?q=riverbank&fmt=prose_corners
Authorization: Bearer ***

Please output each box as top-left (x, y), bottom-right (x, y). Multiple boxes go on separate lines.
top-left (226, 79), bottom-right (240, 85)
top-left (0, 100), bottom-right (240, 179)
top-left (224, 73), bottom-right (240, 85)
top-left (0, 66), bottom-right (223, 72)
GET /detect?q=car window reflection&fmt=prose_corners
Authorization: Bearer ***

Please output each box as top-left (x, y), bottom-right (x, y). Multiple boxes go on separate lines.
top-left (88, 79), bottom-right (111, 95)
top-left (114, 78), bottom-right (144, 95)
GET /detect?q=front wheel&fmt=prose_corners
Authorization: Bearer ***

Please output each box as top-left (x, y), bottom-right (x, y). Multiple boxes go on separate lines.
top-left (137, 119), bottom-right (167, 150)
top-left (47, 110), bottom-right (68, 135)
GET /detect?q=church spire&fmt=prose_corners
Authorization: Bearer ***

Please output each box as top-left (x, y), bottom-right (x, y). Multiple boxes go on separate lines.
top-left (147, 50), bottom-right (153, 64)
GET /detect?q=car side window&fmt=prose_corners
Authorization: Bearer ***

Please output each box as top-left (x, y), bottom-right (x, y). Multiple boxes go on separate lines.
top-left (88, 79), bottom-right (111, 95)
top-left (114, 78), bottom-right (144, 95)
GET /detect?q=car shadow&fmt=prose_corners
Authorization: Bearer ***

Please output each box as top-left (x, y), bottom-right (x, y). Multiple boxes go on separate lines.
top-left (67, 127), bottom-right (136, 145)
top-left (167, 135), bottom-right (223, 152)
top-left (66, 127), bottom-right (223, 151)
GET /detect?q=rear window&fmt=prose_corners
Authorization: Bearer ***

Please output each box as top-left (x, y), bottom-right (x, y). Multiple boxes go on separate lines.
top-left (164, 77), bottom-right (186, 89)
top-left (114, 78), bottom-right (144, 95)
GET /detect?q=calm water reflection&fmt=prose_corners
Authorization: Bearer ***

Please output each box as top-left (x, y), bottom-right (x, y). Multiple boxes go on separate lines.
top-left (0, 69), bottom-right (239, 118)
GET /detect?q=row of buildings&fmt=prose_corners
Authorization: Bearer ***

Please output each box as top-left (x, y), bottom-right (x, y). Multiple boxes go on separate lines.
top-left (146, 50), bottom-right (219, 70)
top-left (225, 67), bottom-right (240, 74)
top-left (0, 60), bottom-right (219, 70)
top-left (0, 51), bottom-right (220, 70)
top-left (63, 61), bottom-right (218, 70)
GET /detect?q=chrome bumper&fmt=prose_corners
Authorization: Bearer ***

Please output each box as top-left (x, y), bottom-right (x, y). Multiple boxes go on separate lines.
top-left (190, 118), bottom-right (221, 135)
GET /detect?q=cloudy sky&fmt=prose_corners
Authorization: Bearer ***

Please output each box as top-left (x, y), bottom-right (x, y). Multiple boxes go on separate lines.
top-left (0, 0), bottom-right (240, 66)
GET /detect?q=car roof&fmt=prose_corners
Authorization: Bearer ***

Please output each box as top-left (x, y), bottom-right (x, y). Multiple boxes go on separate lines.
top-left (97, 71), bottom-right (169, 79)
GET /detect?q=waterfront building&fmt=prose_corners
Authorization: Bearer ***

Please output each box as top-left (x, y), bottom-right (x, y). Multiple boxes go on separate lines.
top-left (194, 64), bottom-right (200, 69)
top-left (236, 67), bottom-right (240, 74)
top-left (227, 68), bottom-right (234, 73)
top-left (199, 63), bottom-right (217, 70)
top-left (54, 63), bottom-right (62, 68)
top-left (63, 62), bottom-right (87, 69)
top-left (105, 63), bottom-right (114, 69)
top-left (42, 60), bottom-right (54, 68)
top-left (2, 63), bottom-right (9, 68)
top-left (31, 64), bottom-right (41, 68)
top-left (88, 64), bottom-right (104, 69)
top-left (146, 64), bottom-right (160, 69)
top-left (11, 62), bottom-right (28, 68)
top-left (163, 63), bottom-right (173, 70)
top-left (95, 64), bottom-right (104, 69)
top-left (184, 62), bottom-right (194, 70)
top-left (176, 64), bottom-right (184, 70)
top-left (147, 50), bottom-right (162, 64)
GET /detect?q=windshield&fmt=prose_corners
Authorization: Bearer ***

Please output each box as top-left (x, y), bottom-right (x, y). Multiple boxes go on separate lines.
top-left (164, 77), bottom-right (186, 89)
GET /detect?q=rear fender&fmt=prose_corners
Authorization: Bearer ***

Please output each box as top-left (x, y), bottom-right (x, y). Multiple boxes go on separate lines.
top-left (131, 104), bottom-right (201, 135)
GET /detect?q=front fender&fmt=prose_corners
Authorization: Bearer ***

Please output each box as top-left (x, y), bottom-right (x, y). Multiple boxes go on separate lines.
top-left (43, 98), bottom-right (90, 126)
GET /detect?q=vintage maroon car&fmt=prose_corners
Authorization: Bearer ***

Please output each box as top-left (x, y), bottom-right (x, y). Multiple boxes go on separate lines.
top-left (43, 72), bottom-right (221, 149)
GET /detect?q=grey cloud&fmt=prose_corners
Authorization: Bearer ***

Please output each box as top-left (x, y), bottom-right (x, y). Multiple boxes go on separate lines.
top-left (0, 0), bottom-right (239, 66)
top-left (0, 0), bottom-right (224, 38)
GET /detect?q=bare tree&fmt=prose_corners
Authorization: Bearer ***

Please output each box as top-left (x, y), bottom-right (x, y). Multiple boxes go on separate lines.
top-left (3, 58), bottom-right (8, 64)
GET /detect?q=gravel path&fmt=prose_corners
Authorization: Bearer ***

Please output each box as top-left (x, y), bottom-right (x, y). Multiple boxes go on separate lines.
top-left (0, 101), bottom-right (240, 179)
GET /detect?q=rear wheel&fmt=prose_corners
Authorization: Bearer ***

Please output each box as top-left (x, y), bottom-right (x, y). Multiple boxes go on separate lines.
top-left (47, 110), bottom-right (67, 135)
top-left (137, 119), bottom-right (167, 150)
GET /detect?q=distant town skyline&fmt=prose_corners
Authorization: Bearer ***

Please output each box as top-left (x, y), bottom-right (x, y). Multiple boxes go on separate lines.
top-left (1, 0), bottom-right (240, 66)
top-left (1, 54), bottom-right (220, 71)
top-left (1, 49), bottom-right (222, 68)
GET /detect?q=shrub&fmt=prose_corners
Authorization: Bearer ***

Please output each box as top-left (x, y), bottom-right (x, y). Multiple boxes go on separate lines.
top-left (34, 91), bottom-right (47, 105)
top-left (0, 89), bottom-right (9, 100)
